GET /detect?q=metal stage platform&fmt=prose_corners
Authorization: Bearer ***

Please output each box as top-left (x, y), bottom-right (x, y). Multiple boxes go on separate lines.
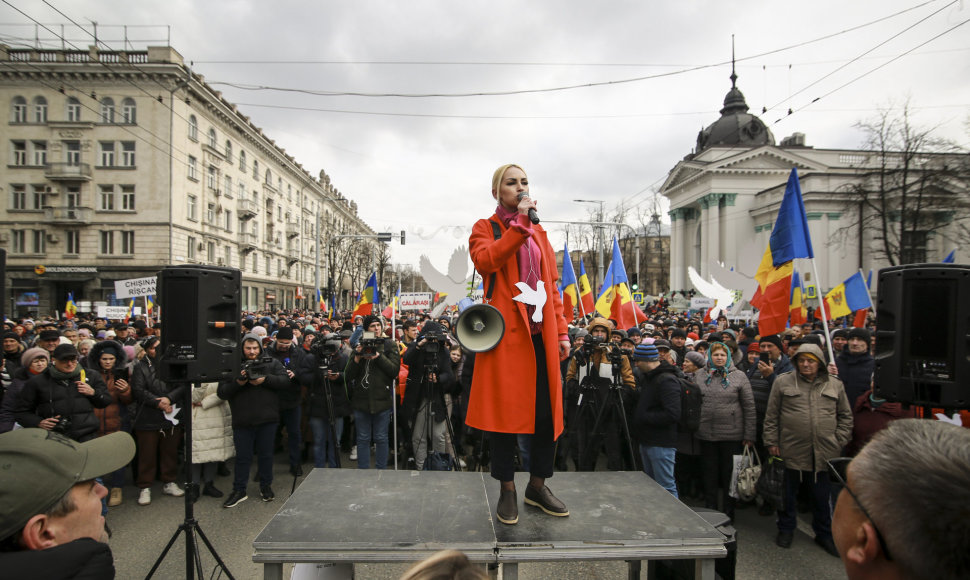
top-left (253, 470), bottom-right (728, 579)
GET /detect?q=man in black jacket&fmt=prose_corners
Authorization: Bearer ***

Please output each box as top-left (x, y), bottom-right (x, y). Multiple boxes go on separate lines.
top-left (402, 321), bottom-right (458, 470)
top-left (264, 326), bottom-right (312, 476)
top-left (632, 343), bottom-right (681, 497)
top-left (0, 429), bottom-right (135, 578)
top-left (832, 327), bottom-right (875, 407)
top-left (218, 334), bottom-right (289, 507)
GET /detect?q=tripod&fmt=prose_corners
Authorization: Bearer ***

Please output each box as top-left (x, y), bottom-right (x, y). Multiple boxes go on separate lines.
top-left (410, 358), bottom-right (463, 471)
top-left (147, 381), bottom-right (234, 580)
top-left (576, 348), bottom-right (637, 472)
top-left (316, 359), bottom-right (342, 469)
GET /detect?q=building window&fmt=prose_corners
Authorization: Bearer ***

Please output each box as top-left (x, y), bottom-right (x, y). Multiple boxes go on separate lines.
top-left (66, 97), bottom-right (81, 122)
top-left (100, 231), bottom-right (114, 254)
top-left (207, 241), bottom-right (215, 263)
top-left (121, 98), bottom-right (136, 123)
top-left (121, 141), bottom-right (135, 167)
top-left (187, 194), bottom-right (198, 221)
top-left (66, 230), bottom-right (80, 255)
top-left (237, 182), bottom-right (245, 199)
top-left (224, 246), bottom-right (231, 267)
top-left (239, 251), bottom-right (246, 272)
top-left (99, 142), bottom-right (115, 167)
top-left (12, 141), bottom-right (26, 165)
top-left (121, 185), bottom-right (135, 210)
top-left (207, 165), bottom-right (217, 190)
top-left (64, 141), bottom-right (80, 165)
top-left (224, 175), bottom-right (232, 198)
top-left (121, 231), bottom-right (135, 254)
top-left (100, 97), bottom-right (115, 123)
top-left (239, 150), bottom-right (246, 172)
top-left (253, 159), bottom-right (259, 180)
top-left (32, 230), bottom-right (45, 254)
top-left (31, 185), bottom-right (49, 209)
top-left (11, 96), bottom-right (27, 123)
top-left (901, 231), bottom-right (928, 264)
top-left (207, 202), bottom-right (215, 223)
top-left (252, 252), bottom-right (258, 273)
top-left (32, 141), bottom-right (46, 166)
top-left (32, 96), bottom-right (47, 123)
top-left (265, 168), bottom-right (272, 185)
top-left (208, 128), bottom-right (217, 148)
top-left (99, 185), bottom-right (115, 210)
top-left (188, 115), bottom-right (198, 141)
top-left (225, 140), bottom-right (233, 162)
top-left (10, 184), bottom-right (26, 210)
top-left (187, 155), bottom-right (198, 180)
top-left (12, 230), bottom-right (26, 253)
top-left (265, 256), bottom-right (271, 274)
top-left (187, 236), bottom-right (197, 260)
top-left (224, 209), bottom-right (233, 232)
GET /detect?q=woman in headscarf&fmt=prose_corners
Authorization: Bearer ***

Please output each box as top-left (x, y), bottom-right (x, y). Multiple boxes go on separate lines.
top-left (693, 341), bottom-right (756, 520)
top-left (466, 164), bottom-right (570, 525)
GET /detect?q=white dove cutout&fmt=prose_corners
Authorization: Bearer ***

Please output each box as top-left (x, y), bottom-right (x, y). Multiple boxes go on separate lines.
top-left (688, 266), bottom-right (738, 320)
top-left (512, 281), bottom-right (546, 322)
top-left (419, 246), bottom-right (475, 318)
top-left (164, 404), bottom-right (180, 426)
top-left (935, 413), bottom-right (964, 427)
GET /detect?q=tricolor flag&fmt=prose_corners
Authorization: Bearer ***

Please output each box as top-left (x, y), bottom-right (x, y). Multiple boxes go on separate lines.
top-left (560, 243), bottom-right (580, 320)
top-left (65, 292), bottom-right (77, 319)
top-left (352, 272), bottom-right (379, 318)
top-left (124, 298), bottom-right (136, 324)
top-left (317, 288), bottom-right (326, 313)
top-left (789, 270), bottom-right (807, 325)
top-left (577, 257), bottom-right (595, 316)
top-left (594, 238), bottom-right (647, 329)
top-left (751, 168), bottom-right (815, 336)
top-left (382, 286), bottom-right (401, 319)
top-left (329, 295), bottom-right (337, 320)
top-left (815, 271), bottom-right (871, 320)
top-left (145, 295), bottom-right (155, 317)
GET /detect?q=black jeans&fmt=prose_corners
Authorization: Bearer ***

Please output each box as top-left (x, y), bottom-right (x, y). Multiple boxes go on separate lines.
top-left (490, 334), bottom-right (557, 482)
top-left (699, 439), bottom-right (742, 519)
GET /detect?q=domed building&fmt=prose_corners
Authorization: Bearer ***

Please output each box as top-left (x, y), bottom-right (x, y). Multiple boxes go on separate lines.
top-left (693, 69), bottom-right (774, 154)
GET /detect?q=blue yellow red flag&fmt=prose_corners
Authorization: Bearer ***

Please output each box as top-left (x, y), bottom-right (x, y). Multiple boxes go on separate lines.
top-left (816, 271), bottom-right (871, 320)
top-left (594, 238), bottom-right (646, 328)
top-left (560, 243), bottom-right (580, 319)
top-left (789, 270), bottom-right (807, 325)
top-left (65, 292), bottom-right (77, 319)
top-left (578, 258), bottom-right (595, 315)
top-left (352, 272), bottom-right (379, 318)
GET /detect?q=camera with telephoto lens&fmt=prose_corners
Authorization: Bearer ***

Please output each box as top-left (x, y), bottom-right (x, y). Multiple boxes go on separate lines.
top-left (419, 329), bottom-right (446, 353)
top-left (310, 336), bottom-right (342, 371)
top-left (51, 415), bottom-right (73, 435)
top-left (359, 331), bottom-right (384, 357)
top-left (242, 356), bottom-right (274, 380)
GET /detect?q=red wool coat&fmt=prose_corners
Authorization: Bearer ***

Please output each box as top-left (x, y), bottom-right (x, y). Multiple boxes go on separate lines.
top-left (466, 214), bottom-right (568, 437)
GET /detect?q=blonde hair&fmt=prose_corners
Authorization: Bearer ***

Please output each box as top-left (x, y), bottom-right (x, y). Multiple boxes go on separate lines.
top-left (491, 164), bottom-right (525, 198)
top-left (399, 550), bottom-right (488, 580)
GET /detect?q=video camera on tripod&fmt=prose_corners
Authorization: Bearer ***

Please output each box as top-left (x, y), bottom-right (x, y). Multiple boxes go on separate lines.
top-left (310, 335), bottom-right (342, 371)
top-left (418, 329), bottom-right (447, 353)
top-left (359, 331), bottom-right (385, 357)
top-left (575, 335), bottom-right (626, 368)
top-left (242, 356), bottom-right (274, 380)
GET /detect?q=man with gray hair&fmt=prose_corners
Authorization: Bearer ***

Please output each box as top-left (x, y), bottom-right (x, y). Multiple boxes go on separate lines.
top-left (831, 419), bottom-right (970, 580)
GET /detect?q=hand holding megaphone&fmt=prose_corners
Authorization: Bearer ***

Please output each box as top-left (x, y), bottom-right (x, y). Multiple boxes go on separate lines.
top-left (516, 192), bottom-right (540, 224)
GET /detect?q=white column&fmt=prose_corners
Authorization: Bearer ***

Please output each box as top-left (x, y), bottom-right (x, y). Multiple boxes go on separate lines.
top-left (669, 210), bottom-right (683, 290)
top-left (708, 195), bottom-right (721, 267)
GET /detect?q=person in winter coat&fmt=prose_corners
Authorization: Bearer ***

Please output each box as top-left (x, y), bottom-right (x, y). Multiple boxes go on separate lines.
top-left (467, 164), bottom-right (571, 526)
top-left (345, 315), bottom-right (401, 470)
top-left (0, 348), bottom-right (49, 433)
top-left (14, 344), bottom-right (111, 443)
top-left (831, 327), bottom-right (875, 408)
top-left (189, 382), bottom-right (234, 501)
top-left (305, 333), bottom-right (351, 468)
top-left (218, 333), bottom-right (289, 507)
top-left (2, 330), bottom-right (24, 374)
top-left (263, 326), bottom-right (313, 477)
top-left (402, 321), bottom-right (458, 470)
top-left (693, 341), bottom-right (756, 521)
top-left (632, 344), bottom-right (682, 497)
top-left (130, 336), bottom-right (186, 506)
top-left (87, 340), bottom-right (133, 507)
top-left (845, 385), bottom-right (914, 457)
top-left (763, 343), bottom-right (852, 557)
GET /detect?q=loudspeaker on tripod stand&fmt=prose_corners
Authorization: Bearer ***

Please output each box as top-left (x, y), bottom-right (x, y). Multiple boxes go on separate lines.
top-left (453, 297), bottom-right (505, 353)
top-left (874, 264), bottom-right (970, 409)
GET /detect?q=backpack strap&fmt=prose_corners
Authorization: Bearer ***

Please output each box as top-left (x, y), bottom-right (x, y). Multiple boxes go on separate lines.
top-left (473, 220), bottom-right (502, 302)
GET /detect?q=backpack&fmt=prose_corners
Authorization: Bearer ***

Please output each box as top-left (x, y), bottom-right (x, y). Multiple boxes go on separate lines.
top-left (676, 375), bottom-right (703, 432)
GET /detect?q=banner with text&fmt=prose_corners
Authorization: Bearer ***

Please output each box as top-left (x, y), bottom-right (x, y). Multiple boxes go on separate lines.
top-left (98, 306), bottom-right (142, 319)
top-left (115, 276), bottom-right (157, 299)
top-left (399, 292), bottom-right (432, 311)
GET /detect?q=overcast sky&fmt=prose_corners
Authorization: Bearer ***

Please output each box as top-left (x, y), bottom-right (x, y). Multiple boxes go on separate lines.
top-left (3, 0), bottom-right (968, 273)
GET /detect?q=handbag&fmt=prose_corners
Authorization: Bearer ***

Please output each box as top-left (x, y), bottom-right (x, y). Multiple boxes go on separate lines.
top-left (756, 455), bottom-right (786, 510)
top-left (423, 451), bottom-right (453, 471)
top-left (735, 446), bottom-right (761, 502)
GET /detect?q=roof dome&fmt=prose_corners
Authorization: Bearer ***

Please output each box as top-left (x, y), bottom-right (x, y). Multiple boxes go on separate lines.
top-left (695, 70), bottom-right (774, 152)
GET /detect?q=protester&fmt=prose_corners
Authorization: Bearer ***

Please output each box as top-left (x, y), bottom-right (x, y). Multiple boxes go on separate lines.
top-left (832, 328), bottom-right (875, 408)
top-left (87, 340), bottom-right (133, 507)
top-left (632, 344), bottom-right (681, 497)
top-left (189, 382), bottom-right (233, 501)
top-left (345, 315), bottom-right (400, 470)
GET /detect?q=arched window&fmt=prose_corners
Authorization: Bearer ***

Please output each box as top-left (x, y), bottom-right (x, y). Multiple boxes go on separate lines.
top-left (11, 96), bottom-right (26, 123)
top-left (100, 97), bottom-right (115, 123)
top-left (265, 168), bottom-right (272, 184)
top-left (121, 98), bottom-right (136, 123)
top-left (32, 96), bottom-right (48, 123)
top-left (66, 97), bottom-right (81, 122)
top-left (208, 128), bottom-right (217, 148)
top-left (225, 140), bottom-right (233, 160)
top-left (239, 150), bottom-right (246, 171)
top-left (253, 159), bottom-right (259, 180)
top-left (188, 115), bottom-right (198, 140)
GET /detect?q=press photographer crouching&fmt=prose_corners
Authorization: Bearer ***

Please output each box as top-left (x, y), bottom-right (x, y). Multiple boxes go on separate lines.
top-left (564, 317), bottom-right (636, 471)
top-left (402, 321), bottom-right (459, 470)
top-left (306, 332), bottom-right (351, 468)
top-left (217, 334), bottom-right (289, 507)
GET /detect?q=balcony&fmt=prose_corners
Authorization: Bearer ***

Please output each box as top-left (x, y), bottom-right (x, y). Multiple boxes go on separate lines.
top-left (45, 162), bottom-right (92, 181)
top-left (286, 219), bottom-right (300, 239)
top-left (44, 205), bottom-right (92, 224)
top-left (237, 198), bottom-right (257, 219)
top-left (239, 231), bottom-right (258, 250)
top-left (286, 247), bottom-right (300, 263)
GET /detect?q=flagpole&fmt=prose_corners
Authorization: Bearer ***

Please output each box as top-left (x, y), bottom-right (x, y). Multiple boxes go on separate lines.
top-left (391, 282), bottom-right (399, 471)
top-left (809, 259), bottom-right (836, 364)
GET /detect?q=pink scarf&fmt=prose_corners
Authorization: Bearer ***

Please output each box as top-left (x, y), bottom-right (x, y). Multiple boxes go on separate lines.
top-left (496, 204), bottom-right (542, 334)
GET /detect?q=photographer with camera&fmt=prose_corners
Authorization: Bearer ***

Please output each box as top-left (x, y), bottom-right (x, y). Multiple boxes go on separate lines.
top-left (564, 317), bottom-right (636, 471)
top-left (218, 334), bottom-right (289, 507)
top-left (306, 332), bottom-right (351, 468)
top-left (264, 326), bottom-right (313, 477)
top-left (402, 321), bottom-right (458, 470)
top-left (345, 315), bottom-right (400, 470)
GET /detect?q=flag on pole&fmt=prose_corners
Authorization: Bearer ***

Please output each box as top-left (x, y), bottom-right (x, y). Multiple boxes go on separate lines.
top-left (789, 270), bottom-right (807, 325)
top-left (560, 243), bottom-right (580, 320)
top-left (352, 273), bottom-right (379, 318)
top-left (943, 249), bottom-right (956, 263)
top-left (594, 238), bottom-right (647, 329)
top-left (317, 288), bottom-right (326, 313)
top-left (65, 292), bottom-right (77, 319)
top-left (578, 257), bottom-right (595, 316)
top-left (751, 168), bottom-right (815, 336)
top-left (329, 295), bottom-right (336, 320)
top-left (124, 298), bottom-right (136, 324)
top-left (815, 271), bottom-right (871, 320)
top-left (145, 294), bottom-right (155, 317)
top-left (382, 286), bottom-right (401, 319)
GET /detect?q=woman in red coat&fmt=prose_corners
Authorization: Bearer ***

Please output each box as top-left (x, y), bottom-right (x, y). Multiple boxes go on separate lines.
top-left (467, 163), bottom-right (571, 525)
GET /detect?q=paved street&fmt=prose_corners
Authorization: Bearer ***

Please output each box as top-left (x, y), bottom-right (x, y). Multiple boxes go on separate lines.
top-left (106, 452), bottom-right (847, 579)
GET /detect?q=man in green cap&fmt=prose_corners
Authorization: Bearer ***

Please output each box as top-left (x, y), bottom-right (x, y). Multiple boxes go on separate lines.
top-left (0, 429), bottom-right (135, 577)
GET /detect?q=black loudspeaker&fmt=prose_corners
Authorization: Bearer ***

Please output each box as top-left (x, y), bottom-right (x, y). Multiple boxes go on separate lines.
top-left (875, 264), bottom-right (970, 409)
top-left (158, 265), bottom-right (241, 382)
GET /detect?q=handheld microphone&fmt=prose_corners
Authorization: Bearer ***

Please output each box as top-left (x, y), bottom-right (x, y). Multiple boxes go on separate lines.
top-left (516, 192), bottom-right (540, 224)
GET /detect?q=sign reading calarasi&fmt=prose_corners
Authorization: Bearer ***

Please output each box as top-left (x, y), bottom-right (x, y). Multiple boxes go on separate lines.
top-left (115, 276), bottom-right (157, 299)
top-left (399, 293), bottom-right (432, 311)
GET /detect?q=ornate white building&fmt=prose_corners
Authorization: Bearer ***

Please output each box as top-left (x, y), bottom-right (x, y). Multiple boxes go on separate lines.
top-left (1, 44), bottom-right (375, 317)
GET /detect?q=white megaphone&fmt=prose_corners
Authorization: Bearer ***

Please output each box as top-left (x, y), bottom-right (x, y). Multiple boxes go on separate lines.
top-left (454, 297), bottom-right (505, 353)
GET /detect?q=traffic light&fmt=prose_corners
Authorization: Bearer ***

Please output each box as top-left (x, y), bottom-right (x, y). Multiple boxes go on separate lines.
top-left (377, 232), bottom-right (392, 242)
top-left (400, 229), bottom-right (406, 245)
top-left (631, 273), bottom-right (638, 291)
